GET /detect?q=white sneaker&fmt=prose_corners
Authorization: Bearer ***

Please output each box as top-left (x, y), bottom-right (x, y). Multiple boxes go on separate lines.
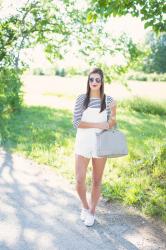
top-left (80, 208), bottom-right (89, 221)
top-left (84, 211), bottom-right (95, 226)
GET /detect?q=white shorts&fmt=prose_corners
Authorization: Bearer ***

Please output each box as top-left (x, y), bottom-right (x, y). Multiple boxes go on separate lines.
top-left (75, 128), bottom-right (104, 159)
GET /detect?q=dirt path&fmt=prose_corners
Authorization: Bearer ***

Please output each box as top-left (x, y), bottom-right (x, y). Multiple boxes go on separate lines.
top-left (0, 149), bottom-right (166, 250)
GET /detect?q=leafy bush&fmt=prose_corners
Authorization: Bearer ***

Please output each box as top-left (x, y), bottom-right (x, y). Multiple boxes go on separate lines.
top-left (65, 67), bottom-right (89, 76)
top-left (127, 71), bottom-right (166, 82)
top-left (33, 68), bottom-right (45, 75)
top-left (0, 68), bottom-right (23, 115)
top-left (55, 68), bottom-right (66, 77)
top-left (142, 33), bottom-right (166, 74)
top-left (127, 72), bottom-right (148, 81)
top-left (0, 68), bottom-right (23, 144)
top-left (32, 67), bottom-right (57, 76)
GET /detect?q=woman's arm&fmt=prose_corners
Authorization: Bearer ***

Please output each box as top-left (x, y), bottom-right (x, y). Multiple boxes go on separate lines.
top-left (108, 100), bottom-right (117, 129)
top-left (73, 94), bottom-right (85, 129)
top-left (78, 121), bottom-right (109, 129)
top-left (73, 94), bottom-right (109, 130)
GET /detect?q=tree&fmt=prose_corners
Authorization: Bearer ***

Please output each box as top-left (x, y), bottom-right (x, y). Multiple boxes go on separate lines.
top-left (142, 32), bottom-right (166, 73)
top-left (0, 0), bottom-right (73, 68)
top-left (0, 0), bottom-right (147, 127)
top-left (87, 0), bottom-right (166, 33)
top-left (0, 0), bottom-right (76, 119)
top-left (77, 30), bottom-right (146, 82)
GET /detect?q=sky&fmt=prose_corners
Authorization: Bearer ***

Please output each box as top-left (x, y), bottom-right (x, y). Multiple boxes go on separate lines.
top-left (105, 14), bottom-right (148, 43)
top-left (1, 0), bottom-right (150, 69)
top-left (0, 0), bottom-right (27, 17)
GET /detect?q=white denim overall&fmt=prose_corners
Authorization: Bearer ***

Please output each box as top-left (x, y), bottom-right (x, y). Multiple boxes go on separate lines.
top-left (75, 107), bottom-right (108, 158)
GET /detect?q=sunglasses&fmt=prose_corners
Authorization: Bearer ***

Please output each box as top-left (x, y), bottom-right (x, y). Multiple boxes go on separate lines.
top-left (89, 77), bottom-right (101, 84)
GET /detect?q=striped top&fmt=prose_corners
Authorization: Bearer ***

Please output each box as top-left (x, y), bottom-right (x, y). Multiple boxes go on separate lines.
top-left (73, 94), bottom-right (116, 129)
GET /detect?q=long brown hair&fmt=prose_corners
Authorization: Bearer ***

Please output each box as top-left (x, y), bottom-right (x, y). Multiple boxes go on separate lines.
top-left (83, 68), bottom-right (106, 112)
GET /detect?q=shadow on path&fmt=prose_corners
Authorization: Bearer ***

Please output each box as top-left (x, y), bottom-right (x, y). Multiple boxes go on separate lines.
top-left (0, 149), bottom-right (166, 250)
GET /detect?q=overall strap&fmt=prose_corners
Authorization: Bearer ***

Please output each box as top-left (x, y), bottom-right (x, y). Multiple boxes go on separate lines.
top-left (105, 94), bottom-right (118, 129)
top-left (105, 94), bottom-right (109, 121)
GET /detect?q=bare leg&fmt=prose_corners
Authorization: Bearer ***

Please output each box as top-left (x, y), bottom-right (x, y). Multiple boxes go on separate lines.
top-left (75, 154), bottom-right (90, 209)
top-left (89, 157), bottom-right (107, 214)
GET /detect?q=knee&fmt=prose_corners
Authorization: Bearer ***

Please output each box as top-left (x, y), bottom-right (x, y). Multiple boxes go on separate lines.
top-left (92, 179), bottom-right (102, 188)
top-left (76, 176), bottom-right (85, 186)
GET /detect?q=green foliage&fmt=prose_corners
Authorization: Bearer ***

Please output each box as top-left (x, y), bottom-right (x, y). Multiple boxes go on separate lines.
top-left (95, 63), bottom-right (128, 83)
top-left (55, 68), bottom-right (66, 77)
top-left (142, 32), bottom-right (166, 73)
top-left (33, 68), bottom-right (45, 75)
top-left (0, 68), bottom-right (23, 145)
top-left (65, 67), bottom-right (81, 76)
top-left (127, 72), bottom-right (148, 81)
top-left (118, 97), bottom-right (166, 116)
top-left (0, 0), bottom-right (72, 68)
top-left (80, 32), bottom-right (146, 83)
top-left (32, 67), bottom-right (58, 76)
top-left (104, 145), bottom-right (166, 220)
top-left (65, 67), bottom-right (89, 76)
top-left (127, 71), bottom-right (166, 82)
top-left (88, 0), bottom-right (166, 32)
top-left (0, 1), bottom-right (147, 81)
top-left (0, 68), bottom-right (23, 115)
top-left (31, 66), bottom-right (88, 77)
top-left (102, 98), bottom-right (166, 221)
top-left (1, 106), bottom-right (75, 181)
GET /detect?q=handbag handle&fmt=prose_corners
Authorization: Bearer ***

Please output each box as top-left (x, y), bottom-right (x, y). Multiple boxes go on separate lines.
top-left (96, 126), bottom-right (117, 136)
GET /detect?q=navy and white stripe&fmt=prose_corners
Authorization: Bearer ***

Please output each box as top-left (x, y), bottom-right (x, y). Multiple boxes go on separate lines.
top-left (73, 94), bottom-right (116, 129)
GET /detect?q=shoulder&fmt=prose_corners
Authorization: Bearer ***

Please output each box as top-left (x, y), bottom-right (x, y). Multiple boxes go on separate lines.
top-left (106, 95), bottom-right (117, 107)
top-left (76, 94), bottom-right (86, 101)
top-left (74, 94), bottom-right (86, 107)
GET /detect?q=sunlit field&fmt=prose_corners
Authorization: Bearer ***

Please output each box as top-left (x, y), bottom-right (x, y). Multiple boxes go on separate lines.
top-left (22, 75), bottom-right (166, 110)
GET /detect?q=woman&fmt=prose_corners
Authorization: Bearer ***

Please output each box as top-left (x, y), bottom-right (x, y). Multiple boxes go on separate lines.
top-left (73, 68), bottom-right (117, 226)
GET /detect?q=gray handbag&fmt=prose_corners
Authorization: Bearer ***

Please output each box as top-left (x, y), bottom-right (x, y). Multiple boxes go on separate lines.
top-left (96, 96), bottom-right (128, 158)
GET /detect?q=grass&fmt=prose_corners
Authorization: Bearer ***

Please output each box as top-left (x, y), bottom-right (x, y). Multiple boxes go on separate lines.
top-left (1, 106), bottom-right (76, 181)
top-left (118, 96), bottom-right (166, 116)
top-left (1, 97), bottom-right (166, 222)
top-left (102, 98), bottom-right (166, 222)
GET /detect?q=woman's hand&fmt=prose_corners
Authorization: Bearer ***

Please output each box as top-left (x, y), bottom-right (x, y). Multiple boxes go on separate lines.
top-left (98, 122), bottom-right (109, 130)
